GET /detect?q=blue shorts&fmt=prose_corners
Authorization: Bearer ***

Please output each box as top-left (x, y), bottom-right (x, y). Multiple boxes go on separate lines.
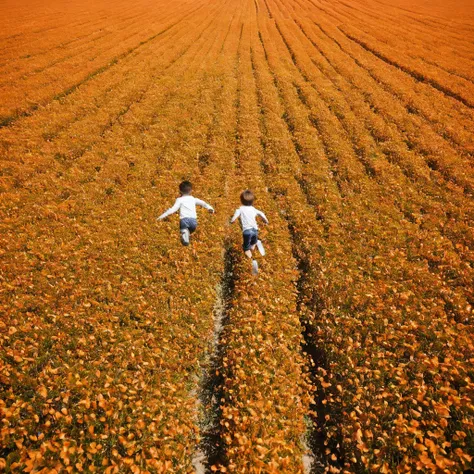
top-left (242, 228), bottom-right (258, 251)
top-left (180, 218), bottom-right (197, 234)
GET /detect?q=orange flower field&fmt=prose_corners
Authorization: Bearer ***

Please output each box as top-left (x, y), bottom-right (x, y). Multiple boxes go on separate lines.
top-left (0, 0), bottom-right (473, 472)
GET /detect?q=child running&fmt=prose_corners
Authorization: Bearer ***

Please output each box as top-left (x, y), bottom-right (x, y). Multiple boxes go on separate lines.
top-left (230, 190), bottom-right (268, 275)
top-left (157, 181), bottom-right (214, 246)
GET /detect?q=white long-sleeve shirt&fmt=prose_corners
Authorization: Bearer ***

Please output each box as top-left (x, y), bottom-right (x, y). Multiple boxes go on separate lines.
top-left (231, 206), bottom-right (268, 231)
top-left (158, 195), bottom-right (214, 220)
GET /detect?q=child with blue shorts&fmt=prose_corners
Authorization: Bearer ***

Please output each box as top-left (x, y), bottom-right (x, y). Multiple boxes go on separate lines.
top-left (157, 181), bottom-right (214, 246)
top-left (230, 190), bottom-right (268, 275)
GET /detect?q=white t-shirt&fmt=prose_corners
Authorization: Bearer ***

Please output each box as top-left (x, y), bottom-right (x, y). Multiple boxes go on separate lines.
top-left (231, 206), bottom-right (268, 231)
top-left (158, 195), bottom-right (213, 220)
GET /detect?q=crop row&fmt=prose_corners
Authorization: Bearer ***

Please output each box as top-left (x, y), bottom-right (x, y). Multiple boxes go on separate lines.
top-left (204, 14), bottom-right (312, 472)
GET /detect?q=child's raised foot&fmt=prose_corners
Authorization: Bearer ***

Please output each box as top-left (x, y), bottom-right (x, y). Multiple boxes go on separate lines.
top-left (181, 229), bottom-right (190, 246)
top-left (251, 259), bottom-right (259, 275)
top-left (256, 240), bottom-right (265, 256)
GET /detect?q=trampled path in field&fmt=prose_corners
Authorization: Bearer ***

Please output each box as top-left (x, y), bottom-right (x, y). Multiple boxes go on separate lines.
top-left (0, 0), bottom-right (473, 472)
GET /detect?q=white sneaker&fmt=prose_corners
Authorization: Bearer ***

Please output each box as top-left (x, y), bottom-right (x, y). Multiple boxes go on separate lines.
top-left (251, 260), bottom-right (259, 275)
top-left (181, 229), bottom-right (190, 246)
top-left (256, 240), bottom-right (265, 256)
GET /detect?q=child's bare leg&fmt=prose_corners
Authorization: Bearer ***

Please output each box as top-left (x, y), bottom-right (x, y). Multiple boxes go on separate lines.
top-left (244, 249), bottom-right (253, 259)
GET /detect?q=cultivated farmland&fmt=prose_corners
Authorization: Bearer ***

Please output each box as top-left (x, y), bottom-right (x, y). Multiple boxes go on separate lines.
top-left (0, 0), bottom-right (473, 472)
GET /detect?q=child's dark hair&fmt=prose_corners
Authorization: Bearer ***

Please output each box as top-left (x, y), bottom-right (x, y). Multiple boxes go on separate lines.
top-left (240, 190), bottom-right (255, 206)
top-left (179, 180), bottom-right (192, 194)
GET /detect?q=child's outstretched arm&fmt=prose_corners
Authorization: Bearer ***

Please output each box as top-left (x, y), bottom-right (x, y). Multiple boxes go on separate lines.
top-left (256, 209), bottom-right (269, 224)
top-left (195, 198), bottom-right (215, 214)
top-left (157, 199), bottom-right (180, 220)
top-left (230, 208), bottom-right (241, 224)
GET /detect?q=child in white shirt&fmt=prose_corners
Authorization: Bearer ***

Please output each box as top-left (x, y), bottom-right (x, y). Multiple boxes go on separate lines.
top-left (158, 181), bottom-right (214, 246)
top-left (230, 190), bottom-right (268, 274)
